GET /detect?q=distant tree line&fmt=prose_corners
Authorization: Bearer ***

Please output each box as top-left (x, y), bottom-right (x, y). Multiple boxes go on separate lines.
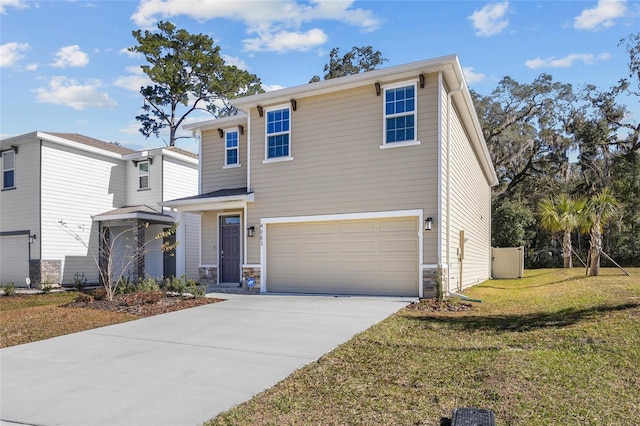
top-left (475, 33), bottom-right (639, 269)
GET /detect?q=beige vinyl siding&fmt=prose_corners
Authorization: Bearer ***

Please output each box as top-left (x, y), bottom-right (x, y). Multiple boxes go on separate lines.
top-left (0, 139), bottom-right (40, 259)
top-left (200, 129), bottom-right (247, 194)
top-left (246, 75), bottom-right (441, 264)
top-left (200, 211), bottom-right (218, 265)
top-left (448, 104), bottom-right (492, 290)
top-left (184, 212), bottom-right (201, 279)
top-left (162, 156), bottom-right (198, 202)
top-left (40, 142), bottom-right (125, 284)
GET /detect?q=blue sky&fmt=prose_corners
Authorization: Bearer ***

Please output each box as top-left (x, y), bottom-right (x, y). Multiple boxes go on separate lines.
top-left (1, 0), bottom-right (638, 153)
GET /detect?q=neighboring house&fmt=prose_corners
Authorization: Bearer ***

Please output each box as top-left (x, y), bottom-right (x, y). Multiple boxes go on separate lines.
top-left (165, 55), bottom-right (498, 297)
top-left (0, 131), bottom-right (199, 287)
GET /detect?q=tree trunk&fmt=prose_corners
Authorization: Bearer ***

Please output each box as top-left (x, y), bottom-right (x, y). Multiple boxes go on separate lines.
top-left (562, 229), bottom-right (573, 268)
top-left (588, 223), bottom-right (602, 276)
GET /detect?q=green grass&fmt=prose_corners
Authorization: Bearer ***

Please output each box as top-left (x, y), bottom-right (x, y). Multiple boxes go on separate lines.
top-left (0, 292), bottom-right (136, 348)
top-left (207, 268), bottom-right (640, 425)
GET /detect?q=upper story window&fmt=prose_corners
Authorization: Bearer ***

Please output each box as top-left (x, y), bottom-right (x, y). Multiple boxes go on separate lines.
top-left (383, 83), bottom-right (418, 147)
top-left (138, 160), bottom-right (149, 190)
top-left (225, 130), bottom-right (239, 167)
top-left (2, 150), bottom-right (15, 190)
top-left (266, 107), bottom-right (291, 160)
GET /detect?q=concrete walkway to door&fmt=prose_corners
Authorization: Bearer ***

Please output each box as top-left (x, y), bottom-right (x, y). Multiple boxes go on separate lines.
top-left (0, 293), bottom-right (414, 426)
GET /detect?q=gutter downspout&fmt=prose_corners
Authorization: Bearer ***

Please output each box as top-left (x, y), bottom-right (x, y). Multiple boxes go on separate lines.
top-left (447, 79), bottom-right (464, 296)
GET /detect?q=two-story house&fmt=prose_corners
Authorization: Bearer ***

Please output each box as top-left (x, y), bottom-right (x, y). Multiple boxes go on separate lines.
top-left (164, 55), bottom-right (498, 297)
top-left (0, 132), bottom-right (200, 287)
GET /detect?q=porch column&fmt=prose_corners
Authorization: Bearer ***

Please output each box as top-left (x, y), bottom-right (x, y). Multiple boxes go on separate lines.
top-left (175, 210), bottom-right (186, 277)
top-left (133, 219), bottom-right (145, 282)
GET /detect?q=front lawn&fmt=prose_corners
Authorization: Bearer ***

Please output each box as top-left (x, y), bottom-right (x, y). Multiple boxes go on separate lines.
top-left (207, 268), bottom-right (640, 425)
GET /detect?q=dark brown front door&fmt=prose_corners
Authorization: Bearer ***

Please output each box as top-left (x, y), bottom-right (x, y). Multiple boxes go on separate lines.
top-left (220, 216), bottom-right (240, 283)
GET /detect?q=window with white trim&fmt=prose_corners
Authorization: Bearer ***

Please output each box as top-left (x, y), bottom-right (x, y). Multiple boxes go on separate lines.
top-left (138, 160), bottom-right (149, 190)
top-left (384, 83), bottom-right (417, 144)
top-left (225, 130), bottom-right (239, 167)
top-left (2, 150), bottom-right (15, 190)
top-left (266, 107), bottom-right (291, 159)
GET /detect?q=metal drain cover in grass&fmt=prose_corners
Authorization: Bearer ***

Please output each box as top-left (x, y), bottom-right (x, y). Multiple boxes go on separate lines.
top-left (451, 407), bottom-right (496, 426)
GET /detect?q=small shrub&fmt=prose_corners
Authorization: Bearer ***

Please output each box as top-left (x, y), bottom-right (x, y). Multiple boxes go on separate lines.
top-left (162, 275), bottom-right (205, 298)
top-left (73, 272), bottom-right (88, 292)
top-left (75, 293), bottom-right (93, 303)
top-left (115, 276), bottom-right (137, 294)
top-left (137, 276), bottom-right (161, 292)
top-left (41, 279), bottom-right (53, 294)
top-left (92, 288), bottom-right (107, 300)
top-left (1, 283), bottom-right (16, 296)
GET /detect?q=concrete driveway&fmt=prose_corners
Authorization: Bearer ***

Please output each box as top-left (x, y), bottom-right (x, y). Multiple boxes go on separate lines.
top-left (0, 293), bottom-right (413, 426)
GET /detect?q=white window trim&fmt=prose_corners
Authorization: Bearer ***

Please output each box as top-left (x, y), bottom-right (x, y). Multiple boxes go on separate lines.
top-left (264, 104), bottom-right (292, 162)
top-left (381, 80), bottom-right (420, 148)
top-left (138, 160), bottom-right (150, 190)
top-left (224, 128), bottom-right (241, 168)
top-left (2, 150), bottom-right (16, 189)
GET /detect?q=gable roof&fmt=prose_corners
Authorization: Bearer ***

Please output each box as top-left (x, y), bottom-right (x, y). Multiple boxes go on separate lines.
top-left (45, 132), bottom-right (135, 155)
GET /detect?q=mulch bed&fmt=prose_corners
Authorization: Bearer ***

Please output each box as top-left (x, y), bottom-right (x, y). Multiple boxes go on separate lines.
top-left (403, 298), bottom-right (475, 312)
top-left (63, 291), bottom-right (224, 317)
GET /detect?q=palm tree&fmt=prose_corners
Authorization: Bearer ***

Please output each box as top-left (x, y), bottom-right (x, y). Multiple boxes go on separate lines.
top-left (539, 194), bottom-right (586, 268)
top-left (581, 188), bottom-right (619, 276)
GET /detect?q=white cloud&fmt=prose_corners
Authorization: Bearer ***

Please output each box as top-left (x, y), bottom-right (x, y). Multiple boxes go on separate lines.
top-left (574, 0), bottom-right (627, 31)
top-left (262, 84), bottom-right (286, 92)
top-left (0, 0), bottom-right (30, 14)
top-left (25, 63), bottom-right (38, 71)
top-left (0, 42), bottom-right (29, 67)
top-left (113, 66), bottom-right (153, 92)
top-left (222, 54), bottom-right (248, 70)
top-left (463, 67), bottom-right (486, 84)
top-left (469, 1), bottom-right (510, 37)
top-left (525, 53), bottom-right (611, 69)
top-left (52, 45), bottom-right (89, 68)
top-left (130, 0), bottom-right (380, 53)
top-left (33, 76), bottom-right (117, 110)
top-left (119, 47), bottom-right (142, 59)
top-left (244, 28), bottom-right (328, 53)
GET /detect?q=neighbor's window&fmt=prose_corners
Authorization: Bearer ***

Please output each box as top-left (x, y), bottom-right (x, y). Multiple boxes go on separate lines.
top-left (266, 107), bottom-right (290, 159)
top-left (225, 130), bottom-right (239, 167)
top-left (138, 160), bottom-right (149, 190)
top-left (384, 83), bottom-right (416, 144)
top-left (2, 150), bottom-right (15, 190)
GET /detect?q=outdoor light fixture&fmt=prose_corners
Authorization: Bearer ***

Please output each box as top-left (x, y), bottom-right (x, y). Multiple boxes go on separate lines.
top-left (247, 226), bottom-right (255, 237)
top-left (425, 217), bottom-right (433, 231)
top-left (29, 234), bottom-right (37, 243)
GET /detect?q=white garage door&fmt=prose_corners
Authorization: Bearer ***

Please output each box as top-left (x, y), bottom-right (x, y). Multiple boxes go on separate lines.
top-left (267, 217), bottom-right (419, 296)
top-left (0, 235), bottom-right (30, 286)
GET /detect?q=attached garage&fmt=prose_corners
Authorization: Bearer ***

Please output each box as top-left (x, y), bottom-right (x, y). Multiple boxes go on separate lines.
top-left (0, 234), bottom-right (30, 286)
top-left (265, 215), bottom-right (420, 296)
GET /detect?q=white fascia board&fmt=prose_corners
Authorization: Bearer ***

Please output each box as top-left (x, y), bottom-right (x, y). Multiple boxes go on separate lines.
top-left (183, 112), bottom-right (248, 133)
top-left (159, 149), bottom-right (198, 165)
top-left (92, 212), bottom-right (176, 223)
top-left (232, 55), bottom-right (460, 110)
top-left (161, 193), bottom-right (254, 210)
top-left (260, 209), bottom-right (423, 225)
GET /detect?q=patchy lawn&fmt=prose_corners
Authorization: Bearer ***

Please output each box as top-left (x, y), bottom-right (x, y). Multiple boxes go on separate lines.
top-left (0, 290), bottom-right (222, 348)
top-left (207, 268), bottom-right (640, 426)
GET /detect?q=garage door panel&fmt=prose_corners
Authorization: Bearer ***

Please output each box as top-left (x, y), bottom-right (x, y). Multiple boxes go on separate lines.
top-left (0, 235), bottom-right (30, 285)
top-left (267, 217), bottom-right (418, 296)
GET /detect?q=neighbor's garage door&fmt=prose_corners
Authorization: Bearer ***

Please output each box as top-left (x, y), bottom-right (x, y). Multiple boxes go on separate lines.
top-left (267, 217), bottom-right (418, 296)
top-left (0, 235), bottom-right (29, 285)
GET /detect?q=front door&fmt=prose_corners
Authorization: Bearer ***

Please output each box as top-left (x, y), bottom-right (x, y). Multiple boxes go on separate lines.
top-left (163, 231), bottom-right (176, 278)
top-left (220, 216), bottom-right (241, 283)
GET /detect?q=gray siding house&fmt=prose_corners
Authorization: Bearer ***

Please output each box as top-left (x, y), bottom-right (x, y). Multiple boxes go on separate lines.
top-left (165, 55), bottom-right (498, 297)
top-left (0, 132), bottom-right (200, 287)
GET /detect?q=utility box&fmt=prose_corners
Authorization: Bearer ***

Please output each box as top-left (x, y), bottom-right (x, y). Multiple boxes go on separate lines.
top-left (451, 407), bottom-right (496, 426)
top-left (492, 246), bottom-right (524, 279)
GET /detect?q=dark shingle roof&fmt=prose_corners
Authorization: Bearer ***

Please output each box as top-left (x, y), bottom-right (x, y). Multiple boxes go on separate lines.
top-left (47, 132), bottom-right (135, 155)
top-left (169, 187), bottom-right (250, 202)
top-left (164, 146), bottom-right (198, 159)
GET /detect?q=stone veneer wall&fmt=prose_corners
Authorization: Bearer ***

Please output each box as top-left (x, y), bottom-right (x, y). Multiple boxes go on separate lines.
top-left (198, 266), bottom-right (217, 285)
top-left (28, 260), bottom-right (61, 288)
top-left (422, 267), bottom-right (445, 299)
top-left (242, 266), bottom-right (261, 289)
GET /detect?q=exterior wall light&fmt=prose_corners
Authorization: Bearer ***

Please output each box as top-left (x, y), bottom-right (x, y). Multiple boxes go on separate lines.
top-left (425, 217), bottom-right (433, 231)
top-left (247, 226), bottom-right (255, 237)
